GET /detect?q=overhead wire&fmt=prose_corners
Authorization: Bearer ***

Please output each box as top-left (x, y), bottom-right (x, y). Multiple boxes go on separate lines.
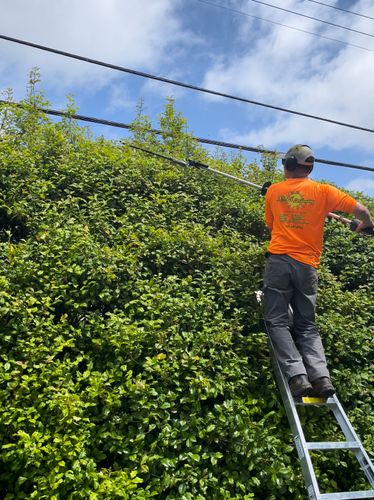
top-left (1, 34), bottom-right (374, 134)
top-left (248, 0), bottom-right (374, 38)
top-left (196, 0), bottom-right (374, 53)
top-left (1, 99), bottom-right (373, 173)
top-left (302, 0), bottom-right (374, 21)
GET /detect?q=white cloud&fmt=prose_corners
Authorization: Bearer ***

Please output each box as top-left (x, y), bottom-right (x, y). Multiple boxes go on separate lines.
top-left (107, 84), bottom-right (134, 112)
top-left (201, 0), bottom-right (374, 153)
top-left (0, 0), bottom-right (185, 94)
top-left (346, 178), bottom-right (374, 196)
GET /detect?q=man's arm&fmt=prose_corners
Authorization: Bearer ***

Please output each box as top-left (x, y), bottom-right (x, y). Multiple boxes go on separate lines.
top-left (353, 202), bottom-right (374, 232)
top-left (265, 192), bottom-right (274, 231)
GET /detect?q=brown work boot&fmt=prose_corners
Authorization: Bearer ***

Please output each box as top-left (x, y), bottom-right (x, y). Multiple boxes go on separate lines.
top-left (311, 377), bottom-right (335, 397)
top-left (288, 375), bottom-right (313, 398)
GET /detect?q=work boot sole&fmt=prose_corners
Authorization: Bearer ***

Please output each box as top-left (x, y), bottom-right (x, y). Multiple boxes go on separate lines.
top-left (311, 388), bottom-right (335, 398)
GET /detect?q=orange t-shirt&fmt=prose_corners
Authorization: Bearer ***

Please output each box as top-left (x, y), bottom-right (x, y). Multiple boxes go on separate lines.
top-left (265, 178), bottom-right (356, 268)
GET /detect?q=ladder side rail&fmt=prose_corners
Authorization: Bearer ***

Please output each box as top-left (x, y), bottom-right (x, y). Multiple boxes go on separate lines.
top-left (329, 396), bottom-right (374, 488)
top-left (267, 335), bottom-right (321, 500)
top-left (285, 300), bottom-right (374, 489)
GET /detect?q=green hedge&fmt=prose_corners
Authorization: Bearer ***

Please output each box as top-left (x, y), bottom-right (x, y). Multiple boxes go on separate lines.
top-left (0, 92), bottom-right (372, 499)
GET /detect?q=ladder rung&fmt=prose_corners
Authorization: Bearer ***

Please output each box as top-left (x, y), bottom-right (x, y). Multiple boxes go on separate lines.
top-left (301, 396), bottom-right (327, 404)
top-left (307, 441), bottom-right (361, 451)
top-left (294, 396), bottom-right (337, 406)
top-left (320, 490), bottom-right (374, 499)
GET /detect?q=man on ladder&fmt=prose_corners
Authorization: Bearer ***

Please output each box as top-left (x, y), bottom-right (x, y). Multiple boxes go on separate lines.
top-left (263, 144), bottom-right (373, 398)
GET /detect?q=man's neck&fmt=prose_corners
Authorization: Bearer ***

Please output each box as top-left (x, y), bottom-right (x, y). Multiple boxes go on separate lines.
top-left (285, 172), bottom-right (309, 180)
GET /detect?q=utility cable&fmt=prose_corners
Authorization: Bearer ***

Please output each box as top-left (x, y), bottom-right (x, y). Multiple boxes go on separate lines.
top-left (303, 0), bottom-right (374, 21)
top-left (248, 0), bottom-right (374, 38)
top-left (1, 34), bottom-right (374, 134)
top-left (1, 99), bottom-right (373, 173)
top-left (196, 0), bottom-right (374, 53)
top-left (196, 136), bottom-right (374, 173)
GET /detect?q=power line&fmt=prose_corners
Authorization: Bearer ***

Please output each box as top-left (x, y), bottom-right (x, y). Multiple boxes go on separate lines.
top-left (303, 0), bottom-right (374, 21)
top-left (1, 34), bottom-right (374, 134)
top-left (196, 0), bottom-right (374, 53)
top-left (248, 0), bottom-right (374, 38)
top-left (1, 99), bottom-right (373, 173)
top-left (197, 137), bottom-right (374, 173)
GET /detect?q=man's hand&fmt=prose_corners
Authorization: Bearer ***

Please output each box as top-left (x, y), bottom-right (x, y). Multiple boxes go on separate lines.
top-left (355, 220), bottom-right (374, 233)
top-left (353, 203), bottom-right (374, 233)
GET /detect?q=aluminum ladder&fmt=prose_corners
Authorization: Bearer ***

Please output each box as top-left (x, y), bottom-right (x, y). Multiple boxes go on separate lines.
top-left (268, 334), bottom-right (374, 499)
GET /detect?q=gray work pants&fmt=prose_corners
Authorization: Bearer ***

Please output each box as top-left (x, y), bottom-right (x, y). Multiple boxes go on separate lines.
top-left (263, 254), bottom-right (330, 382)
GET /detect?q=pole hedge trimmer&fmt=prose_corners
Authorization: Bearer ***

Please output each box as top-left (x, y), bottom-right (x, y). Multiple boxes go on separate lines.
top-left (128, 143), bottom-right (374, 237)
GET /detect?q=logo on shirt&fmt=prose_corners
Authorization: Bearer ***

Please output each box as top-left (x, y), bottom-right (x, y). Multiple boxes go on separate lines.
top-left (279, 213), bottom-right (306, 229)
top-left (277, 191), bottom-right (315, 209)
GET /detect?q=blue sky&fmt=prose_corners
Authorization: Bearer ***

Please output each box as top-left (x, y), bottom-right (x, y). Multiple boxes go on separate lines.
top-left (1, 0), bottom-right (374, 196)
